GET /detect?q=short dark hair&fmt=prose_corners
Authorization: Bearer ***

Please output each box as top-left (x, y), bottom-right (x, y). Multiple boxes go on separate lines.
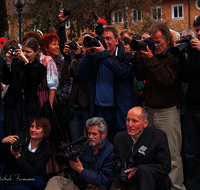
top-left (193, 16), bottom-right (200, 28)
top-left (149, 23), bottom-right (174, 46)
top-left (81, 31), bottom-right (96, 38)
top-left (31, 117), bottom-right (51, 141)
top-left (104, 25), bottom-right (119, 39)
top-left (121, 37), bottom-right (131, 45)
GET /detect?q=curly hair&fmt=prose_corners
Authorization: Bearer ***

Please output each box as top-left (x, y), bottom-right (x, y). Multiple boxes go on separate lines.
top-left (41, 33), bottom-right (60, 55)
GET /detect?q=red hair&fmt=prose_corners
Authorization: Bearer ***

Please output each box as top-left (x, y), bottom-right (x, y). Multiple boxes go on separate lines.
top-left (41, 33), bottom-right (60, 55)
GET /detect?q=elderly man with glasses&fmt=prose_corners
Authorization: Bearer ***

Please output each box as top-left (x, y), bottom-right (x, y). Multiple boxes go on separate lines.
top-left (134, 23), bottom-right (185, 190)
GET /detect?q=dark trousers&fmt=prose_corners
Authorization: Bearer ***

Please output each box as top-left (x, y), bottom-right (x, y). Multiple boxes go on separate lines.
top-left (2, 176), bottom-right (47, 190)
top-left (93, 106), bottom-right (119, 143)
top-left (183, 108), bottom-right (200, 188)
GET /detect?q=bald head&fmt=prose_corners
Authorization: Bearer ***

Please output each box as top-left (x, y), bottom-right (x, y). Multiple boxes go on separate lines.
top-left (128, 107), bottom-right (148, 121)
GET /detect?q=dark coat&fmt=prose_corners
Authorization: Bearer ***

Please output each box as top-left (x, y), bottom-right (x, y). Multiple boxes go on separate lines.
top-left (112, 127), bottom-right (171, 189)
top-left (0, 55), bottom-right (5, 110)
top-left (2, 58), bottom-right (46, 113)
top-left (71, 138), bottom-right (113, 190)
top-left (77, 45), bottom-right (137, 130)
top-left (0, 132), bottom-right (53, 184)
top-left (134, 47), bottom-right (183, 109)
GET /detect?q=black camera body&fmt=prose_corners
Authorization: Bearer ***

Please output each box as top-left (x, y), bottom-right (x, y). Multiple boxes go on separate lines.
top-left (83, 22), bottom-right (107, 50)
top-left (171, 34), bottom-right (195, 57)
top-left (67, 42), bottom-right (77, 50)
top-left (12, 139), bottom-right (21, 152)
top-left (55, 136), bottom-right (87, 164)
top-left (8, 44), bottom-right (20, 56)
top-left (114, 148), bottom-right (146, 184)
top-left (63, 9), bottom-right (71, 17)
top-left (130, 37), bottom-right (154, 53)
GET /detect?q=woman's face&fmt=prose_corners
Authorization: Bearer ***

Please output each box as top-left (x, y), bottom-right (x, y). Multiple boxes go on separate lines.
top-left (30, 121), bottom-right (44, 140)
top-left (22, 45), bottom-right (37, 63)
top-left (46, 40), bottom-right (59, 57)
top-left (122, 41), bottom-right (131, 53)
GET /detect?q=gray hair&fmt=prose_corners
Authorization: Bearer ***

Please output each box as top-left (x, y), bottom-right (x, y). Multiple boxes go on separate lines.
top-left (182, 29), bottom-right (194, 37)
top-left (86, 117), bottom-right (107, 135)
top-left (170, 29), bottom-right (180, 40)
top-left (141, 108), bottom-right (148, 121)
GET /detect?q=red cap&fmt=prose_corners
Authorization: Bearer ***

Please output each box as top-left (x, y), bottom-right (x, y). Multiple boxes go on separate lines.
top-left (0, 37), bottom-right (7, 47)
top-left (97, 18), bottom-right (107, 24)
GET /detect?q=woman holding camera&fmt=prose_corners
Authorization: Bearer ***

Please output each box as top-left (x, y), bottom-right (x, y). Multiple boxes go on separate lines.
top-left (0, 117), bottom-right (53, 190)
top-left (2, 38), bottom-right (46, 137)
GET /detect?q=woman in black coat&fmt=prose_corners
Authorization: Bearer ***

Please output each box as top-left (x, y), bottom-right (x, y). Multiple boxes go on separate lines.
top-left (3, 38), bottom-right (46, 136)
top-left (0, 117), bottom-right (53, 190)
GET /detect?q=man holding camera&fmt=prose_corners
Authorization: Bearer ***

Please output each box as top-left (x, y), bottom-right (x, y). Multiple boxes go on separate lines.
top-left (111, 106), bottom-right (171, 190)
top-left (45, 117), bottom-right (113, 190)
top-left (77, 25), bottom-right (137, 142)
top-left (178, 16), bottom-right (200, 190)
top-left (134, 23), bottom-right (185, 190)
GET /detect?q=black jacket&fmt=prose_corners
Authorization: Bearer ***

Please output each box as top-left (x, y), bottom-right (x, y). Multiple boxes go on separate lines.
top-left (2, 58), bottom-right (46, 112)
top-left (0, 55), bottom-right (5, 110)
top-left (111, 127), bottom-right (171, 189)
top-left (179, 51), bottom-right (200, 110)
top-left (0, 132), bottom-right (53, 184)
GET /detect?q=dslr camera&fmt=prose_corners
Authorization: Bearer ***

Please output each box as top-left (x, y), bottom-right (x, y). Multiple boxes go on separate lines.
top-left (171, 34), bottom-right (195, 57)
top-left (12, 138), bottom-right (21, 152)
top-left (8, 44), bottom-right (20, 56)
top-left (113, 147), bottom-right (146, 184)
top-left (63, 9), bottom-right (71, 17)
top-left (67, 42), bottom-right (77, 50)
top-left (130, 37), bottom-right (154, 53)
top-left (55, 136), bottom-right (87, 164)
top-left (83, 22), bottom-right (107, 49)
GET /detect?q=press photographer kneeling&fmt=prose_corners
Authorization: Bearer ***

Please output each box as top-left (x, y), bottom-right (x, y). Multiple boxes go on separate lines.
top-left (111, 107), bottom-right (171, 190)
top-left (0, 117), bottom-right (53, 190)
top-left (45, 117), bottom-right (113, 190)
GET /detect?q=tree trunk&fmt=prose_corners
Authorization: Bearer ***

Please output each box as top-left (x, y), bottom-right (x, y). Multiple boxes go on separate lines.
top-left (0, 0), bottom-right (9, 38)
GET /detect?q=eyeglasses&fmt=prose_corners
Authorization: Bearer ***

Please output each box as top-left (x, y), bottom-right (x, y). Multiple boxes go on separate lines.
top-left (154, 39), bottom-right (164, 46)
top-left (104, 37), bottom-right (114, 41)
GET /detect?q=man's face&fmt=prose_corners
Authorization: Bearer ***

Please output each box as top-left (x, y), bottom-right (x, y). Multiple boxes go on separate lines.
top-left (121, 32), bottom-right (133, 40)
top-left (103, 31), bottom-right (118, 55)
top-left (126, 109), bottom-right (148, 138)
top-left (151, 30), bottom-right (170, 54)
top-left (141, 33), bottom-right (150, 41)
top-left (195, 26), bottom-right (200, 40)
top-left (88, 125), bottom-right (106, 147)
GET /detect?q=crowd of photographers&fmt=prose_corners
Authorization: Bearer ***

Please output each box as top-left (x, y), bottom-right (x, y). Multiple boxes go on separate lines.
top-left (0, 8), bottom-right (200, 190)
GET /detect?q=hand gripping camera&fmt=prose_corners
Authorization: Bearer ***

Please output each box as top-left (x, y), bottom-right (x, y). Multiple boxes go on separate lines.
top-left (55, 136), bottom-right (87, 164)
top-left (113, 146), bottom-right (147, 184)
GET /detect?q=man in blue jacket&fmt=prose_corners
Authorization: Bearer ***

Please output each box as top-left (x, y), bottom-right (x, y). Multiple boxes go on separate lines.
top-left (45, 117), bottom-right (113, 190)
top-left (77, 25), bottom-right (137, 142)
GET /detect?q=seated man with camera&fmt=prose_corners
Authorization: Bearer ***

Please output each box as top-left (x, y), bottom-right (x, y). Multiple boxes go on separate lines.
top-left (77, 25), bottom-right (137, 143)
top-left (111, 106), bottom-right (171, 190)
top-left (45, 117), bottom-right (113, 190)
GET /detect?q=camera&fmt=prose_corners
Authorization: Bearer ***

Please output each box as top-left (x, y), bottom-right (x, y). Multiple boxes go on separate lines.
top-left (55, 136), bottom-right (87, 164)
top-left (63, 9), bottom-right (71, 17)
top-left (171, 34), bottom-right (195, 57)
top-left (113, 147), bottom-right (146, 184)
top-left (12, 139), bottom-right (21, 152)
top-left (8, 44), bottom-right (20, 56)
top-left (67, 42), bottom-right (77, 50)
top-left (83, 22), bottom-right (107, 49)
top-left (130, 37), bottom-right (154, 53)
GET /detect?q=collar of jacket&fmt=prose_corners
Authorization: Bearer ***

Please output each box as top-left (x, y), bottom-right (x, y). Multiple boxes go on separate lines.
top-left (155, 46), bottom-right (172, 58)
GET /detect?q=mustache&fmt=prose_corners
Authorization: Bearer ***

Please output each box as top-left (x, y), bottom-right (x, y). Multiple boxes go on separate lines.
top-left (89, 139), bottom-right (95, 142)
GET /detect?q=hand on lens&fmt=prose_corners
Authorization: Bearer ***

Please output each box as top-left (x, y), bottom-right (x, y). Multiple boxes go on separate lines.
top-left (124, 167), bottom-right (137, 179)
top-left (139, 46), bottom-right (153, 60)
top-left (59, 9), bottom-right (69, 22)
top-left (10, 145), bottom-right (21, 158)
top-left (190, 38), bottom-right (200, 51)
top-left (2, 135), bottom-right (19, 144)
top-left (63, 44), bottom-right (71, 55)
top-left (91, 41), bottom-right (105, 54)
top-left (69, 158), bottom-right (83, 174)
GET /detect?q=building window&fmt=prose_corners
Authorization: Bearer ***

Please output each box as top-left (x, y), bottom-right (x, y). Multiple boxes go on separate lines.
top-left (172, 4), bottom-right (184, 20)
top-left (113, 11), bottom-right (123, 24)
top-left (131, 9), bottom-right (142, 23)
top-left (196, 0), bottom-right (200, 10)
top-left (151, 6), bottom-right (162, 21)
